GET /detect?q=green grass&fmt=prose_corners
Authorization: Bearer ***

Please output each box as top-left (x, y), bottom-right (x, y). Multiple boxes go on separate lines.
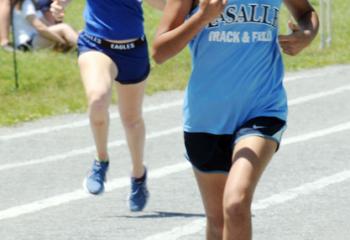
top-left (280, 0), bottom-right (350, 69)
top-left (0, 0), bottom-right (349, 126)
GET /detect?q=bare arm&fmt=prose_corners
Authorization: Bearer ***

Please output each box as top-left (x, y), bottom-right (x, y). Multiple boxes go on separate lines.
top-left (279, 0), bottom-right (319, 56)
top-left (152, 0), bottom-right (227, 64)
top-left (145, 0), bottom-right (166, 11)
top-left (26, 15), bottom-right (66, 44)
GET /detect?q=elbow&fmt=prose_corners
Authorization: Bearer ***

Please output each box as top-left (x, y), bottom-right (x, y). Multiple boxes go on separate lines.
top-left (152, 53), bottom-right (166, 65)
top-left (151, 47), bottom-right (167, 65)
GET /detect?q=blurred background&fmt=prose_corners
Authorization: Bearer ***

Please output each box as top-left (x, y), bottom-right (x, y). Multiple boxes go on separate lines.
top-left (0, 0), bottom-right (348, 126)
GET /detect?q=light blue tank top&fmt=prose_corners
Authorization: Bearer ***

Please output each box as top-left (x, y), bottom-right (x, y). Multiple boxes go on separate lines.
top-left (184, 0), bottom-right (288, 134)
top-left (84, 0), bottom-right (144, 40)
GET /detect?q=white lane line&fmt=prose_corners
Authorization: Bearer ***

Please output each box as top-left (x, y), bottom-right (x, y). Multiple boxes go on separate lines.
top-left (0, 71), bottom-right (333, 141)
top-left (143, 170), bottom-right (350, 240)
top-left (1, 82), bottom-right (346, 143)
top-left (0, 162), bottom-right (191, 221)
top-left (288, 85), bottom-right (350, 106)
top-left (284, 73), bottom-right (324, 83)
top-left (144, 219), bottom-right (206, 240)
top-left (253, 170), bottom-right (350, 210)
top-left (1, 122), bottom-right (350, 221)
top-left (0, 127), bottom-right (182, 172)
top-left (281, 121), bottom-right (350, 145)
top-left (0, 100), bottom-right (182, 141)
top-left (1, 85), bottom-right (350, 172)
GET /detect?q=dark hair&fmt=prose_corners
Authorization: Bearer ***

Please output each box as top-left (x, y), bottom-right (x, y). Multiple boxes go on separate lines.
top-left (34, 0), bottom-right (52, 10)
top-left (13, 0), bottom-right (50, 10)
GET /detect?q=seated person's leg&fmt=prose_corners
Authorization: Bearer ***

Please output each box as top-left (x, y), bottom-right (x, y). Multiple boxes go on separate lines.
top-left (32, 34), bottom-right (55, 50)
top-left (49, 23), bottom-right (79, 46)
top-left (32, 23), bottom-right (78, 51)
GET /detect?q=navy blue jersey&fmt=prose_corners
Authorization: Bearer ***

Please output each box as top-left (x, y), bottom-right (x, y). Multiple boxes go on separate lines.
top-left (84, 0), bottom-right (144, 40)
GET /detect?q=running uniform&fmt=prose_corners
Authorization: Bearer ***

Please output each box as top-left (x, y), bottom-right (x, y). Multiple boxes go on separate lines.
top-left (184, 0), bottom-right (288, 172)
top-left (77, 0), bottom-right (150, 84)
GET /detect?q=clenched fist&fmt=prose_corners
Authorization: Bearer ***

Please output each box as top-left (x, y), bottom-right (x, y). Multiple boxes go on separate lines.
top-left (50, 0), bottom-right (69, 22)
top-left (197, 0), bottom-right (227, 25)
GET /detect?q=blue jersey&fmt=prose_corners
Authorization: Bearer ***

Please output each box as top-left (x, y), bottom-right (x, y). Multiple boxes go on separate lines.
top-left (84, 0), bottom-right (144, 40)
top-left (184, 0), bottom-right (288, 134)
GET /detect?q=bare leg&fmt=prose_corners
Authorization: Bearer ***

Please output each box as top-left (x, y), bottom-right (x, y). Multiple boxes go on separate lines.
top-left (33, 23), bottom-right (78, 49)
top-left (78, 51), bottom-right (117, 160)
top-left (193, 169), bottom-right (227, 240)
top-left (0, 0), bottom-right (11, 46)
top-left (32, 35), bottom-right (55, 49)
top-left (116, 81), bottom-right (147, 178)
top-left (51, 23), bottom-right (78, 46)
top-left (223, 136), bottom-right (277, 240)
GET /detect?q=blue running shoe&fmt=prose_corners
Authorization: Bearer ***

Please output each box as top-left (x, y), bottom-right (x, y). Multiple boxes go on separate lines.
top-left (83, 160), bottom-right (109, 195)
top-left (129, 168), bottom-right (149, 212)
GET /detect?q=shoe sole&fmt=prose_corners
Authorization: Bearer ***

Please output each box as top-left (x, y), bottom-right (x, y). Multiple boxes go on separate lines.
top-left (127, 193), bottom-right (150, 212)
top-left (82, 177), bottom-right (105, 196)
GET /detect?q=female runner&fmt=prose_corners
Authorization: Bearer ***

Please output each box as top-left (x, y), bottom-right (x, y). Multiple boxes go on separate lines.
top-left (153, 0), bottom-right (318, 238)
top-left (51, 0), bottom-right (165, 212)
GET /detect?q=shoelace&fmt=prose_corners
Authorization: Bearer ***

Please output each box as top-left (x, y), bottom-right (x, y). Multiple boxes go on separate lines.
top-left (131, 181), bottom-right (147, 196)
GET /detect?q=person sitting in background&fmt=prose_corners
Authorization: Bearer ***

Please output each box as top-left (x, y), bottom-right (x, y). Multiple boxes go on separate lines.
top-left (13, 0), bottom-right (78, 52)
top-left (0, 0), bottom-right (13, 51)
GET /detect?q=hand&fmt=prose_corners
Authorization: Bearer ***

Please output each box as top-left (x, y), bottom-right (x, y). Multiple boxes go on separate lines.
top-left (197, 0), bottom-right (227, 25)
top-left (50, 0), bottom-right (68, 22)
top-left (53, 36), bottom-right (71, 53)
top-left (55, 34), bottom-right (68, 46)
top-left (278, 21), bottom-right (314, 56)
top-left (54, 42), bottom-right (73, 53)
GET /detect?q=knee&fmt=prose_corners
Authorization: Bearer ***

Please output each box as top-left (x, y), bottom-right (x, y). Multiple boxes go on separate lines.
top-left (60, 23), bottom-right (70, 29)
top-left (58, 23), bottom-right (71, 33)
top-left (88, 92), bottom-right (109, 123)
top-left (223, 192), bottom-right (252, 223)
top-left (206, 215), bottom-right (224, 238)
top-left (88, 91), bottom-right (109, 111)
top-left (120, 114), bottom-right (143, 130)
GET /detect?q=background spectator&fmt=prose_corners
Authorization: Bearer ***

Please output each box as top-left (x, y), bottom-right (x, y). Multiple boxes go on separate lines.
top-left (12, 0), bottom-right (78, 52)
